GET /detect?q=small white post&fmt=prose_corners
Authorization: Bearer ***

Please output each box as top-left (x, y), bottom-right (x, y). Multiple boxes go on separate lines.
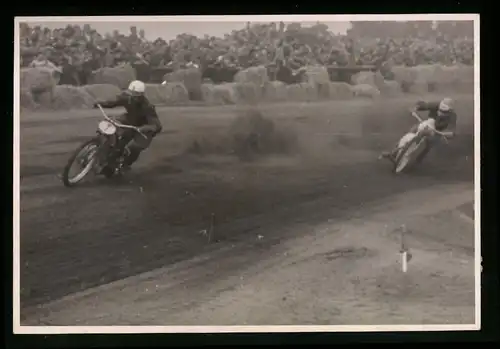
top-left (402, 251), bottom-right (408, 273)
top-left (400, 224), bottom-right (408, 273)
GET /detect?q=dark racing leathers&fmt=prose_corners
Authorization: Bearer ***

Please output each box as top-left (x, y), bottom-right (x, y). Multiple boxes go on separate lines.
top-left (96, 92), bottom-right (162, 169)
top-left (385, 100), bottom-right (457, 163)
top-left (411, 100), bottom-right (457, 133)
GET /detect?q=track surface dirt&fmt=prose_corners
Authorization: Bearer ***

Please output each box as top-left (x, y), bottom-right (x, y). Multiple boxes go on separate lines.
top-left (21, 184), bottom-right (475, 326)
top-left (19, 94), bottom-right (475, 324)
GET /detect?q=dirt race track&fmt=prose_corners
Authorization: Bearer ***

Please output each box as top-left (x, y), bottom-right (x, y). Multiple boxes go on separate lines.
top-left (18, 94), bottom-right (476, 326)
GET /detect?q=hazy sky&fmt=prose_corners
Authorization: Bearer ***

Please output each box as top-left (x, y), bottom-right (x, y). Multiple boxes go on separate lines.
top-left (28, 21), bottom-right (352, 41)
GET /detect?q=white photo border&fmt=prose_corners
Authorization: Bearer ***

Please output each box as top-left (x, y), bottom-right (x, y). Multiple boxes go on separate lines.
top-left (13, 13), bottom-right (481, 334)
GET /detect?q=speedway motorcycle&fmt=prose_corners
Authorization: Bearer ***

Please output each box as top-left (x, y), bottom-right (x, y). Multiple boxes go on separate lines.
top-left (61, 104), bottom-right (148, 187)
top-left (392, 111), bottom-right (451, 174)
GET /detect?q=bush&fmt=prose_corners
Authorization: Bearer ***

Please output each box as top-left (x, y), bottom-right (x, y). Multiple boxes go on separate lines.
top-left (351, 71), bottom-right (385, 90)
top-left (202, 66), bottom-right (239, 84)
top-left (351, 84), bottom-right (381, 98)
top-left (88, 64), bottom-right (136, 90)
top-left (262, 81), bottom-right (289, 102)
top-left (200, 82), bottom-right (266, 105)
top-left (201, 83), bottom-right (239, 105)
top-left (20, 88), bottom-right (37, 110)
top-left (379, 80), bottom-right (403, 96)
top-left (38, 85), bottom-right (94, 110)
top-left (302, 65), bottom-right (330, 85)
top-left (19, 63), bottom-right (473, 112)
top-left (82, 84), bottom-right (121, 102)
top-left (233, 65), bottom-right (269, 86)
top-left (231, 82), bottom-right (263, 104)
top-left (285, 83), bottom-right (318, 102)
top-left (435, 64), bottom-right (474, 93)
top-left (20, 67), bottom-right (57, 95)
top-left (328, 82), bottom-right (354, 100)
top-left (144, 83), bottom-right (189, 105)
top-left (391, 64), bottom-right (473, 94)
top-left (163, 68), bottom-right (202, 101)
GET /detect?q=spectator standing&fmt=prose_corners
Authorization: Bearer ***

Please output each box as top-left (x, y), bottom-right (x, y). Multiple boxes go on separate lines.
top-left (30, 51), bottom-right (61, 73)
top-left (19, 21), bottom-right (474, 87)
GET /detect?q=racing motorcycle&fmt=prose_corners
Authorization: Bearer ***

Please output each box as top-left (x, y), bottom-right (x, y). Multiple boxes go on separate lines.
top-left (61, 104), bottom-right (148, 187)
top-left (392, 111), bottom-right (451, 174)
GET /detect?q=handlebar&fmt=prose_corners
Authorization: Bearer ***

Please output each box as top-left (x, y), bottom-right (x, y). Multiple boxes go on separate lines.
top-left (410, 111), bottom-right (449, 139)
top-left (410, 111), bottom-right (424, 123)
top-left (96, 104), bottom-right (148, 139)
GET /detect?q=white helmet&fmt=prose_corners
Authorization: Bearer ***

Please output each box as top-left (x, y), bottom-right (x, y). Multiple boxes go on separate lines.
top-left (127, 80), bottom-right (146, 95)
top-left (438, 97), bottom-right (454, 112)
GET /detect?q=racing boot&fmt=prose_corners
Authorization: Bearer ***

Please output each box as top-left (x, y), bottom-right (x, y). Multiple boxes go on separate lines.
top-left (378, 146), bottom-right (399, 163)
top-left (121, 148), bottom-right (142, 173)
top-left (109, 147), bottom-right (131, 176)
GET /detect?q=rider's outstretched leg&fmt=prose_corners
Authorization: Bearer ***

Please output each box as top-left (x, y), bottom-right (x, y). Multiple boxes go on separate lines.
top-left (379, 124), bottom-right (419, 163)
top-left (379, 144), bottom-right (399, 163)
top-left (121, 132), bottom-right (153, 171)
top-left (106, 131), bottom-right (133, 165)
top-left (122, 148), bottom-right (142, 170)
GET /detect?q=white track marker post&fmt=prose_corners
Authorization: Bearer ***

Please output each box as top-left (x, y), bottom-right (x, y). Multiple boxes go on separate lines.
top-left (208, 213), bottom-right (215, 243)
top-left (400, 224), bottom-right (408, 273)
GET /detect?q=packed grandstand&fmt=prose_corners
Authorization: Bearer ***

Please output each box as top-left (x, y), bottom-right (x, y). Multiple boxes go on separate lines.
top-left (19, 20), bottom-right (474, 110)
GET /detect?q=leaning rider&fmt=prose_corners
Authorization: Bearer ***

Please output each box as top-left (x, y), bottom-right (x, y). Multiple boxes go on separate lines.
top-left (379, 97), bottom-right (457, 164)
top-left (94, 80), bottom-right (163, 171)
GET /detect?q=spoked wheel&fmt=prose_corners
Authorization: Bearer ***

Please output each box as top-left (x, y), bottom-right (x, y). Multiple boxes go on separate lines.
top-left (62, 139), bottom-right (100, 187)
top-left (393, 137), bottom-right (425, 174)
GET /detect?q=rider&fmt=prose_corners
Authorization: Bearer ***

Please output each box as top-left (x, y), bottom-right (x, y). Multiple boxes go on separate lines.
top-left (94, 80), bottom-right (162, 171)
top-left (379, 97), bottom-right (457, 163)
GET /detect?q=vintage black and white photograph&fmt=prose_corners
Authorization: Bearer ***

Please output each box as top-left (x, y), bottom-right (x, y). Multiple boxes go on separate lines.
top-left (14, 14), bottom-right (479, 332)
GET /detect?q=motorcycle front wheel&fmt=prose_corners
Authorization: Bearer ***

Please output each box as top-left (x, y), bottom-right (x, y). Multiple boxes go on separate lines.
top-left (61, 138), bottom-right (101, 187)
top-left (393, 136), bottom-right (427, 174)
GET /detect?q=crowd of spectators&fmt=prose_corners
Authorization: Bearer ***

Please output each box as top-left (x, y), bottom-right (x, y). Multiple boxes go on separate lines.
top-left (20, 20), bottom-right (474, 86)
